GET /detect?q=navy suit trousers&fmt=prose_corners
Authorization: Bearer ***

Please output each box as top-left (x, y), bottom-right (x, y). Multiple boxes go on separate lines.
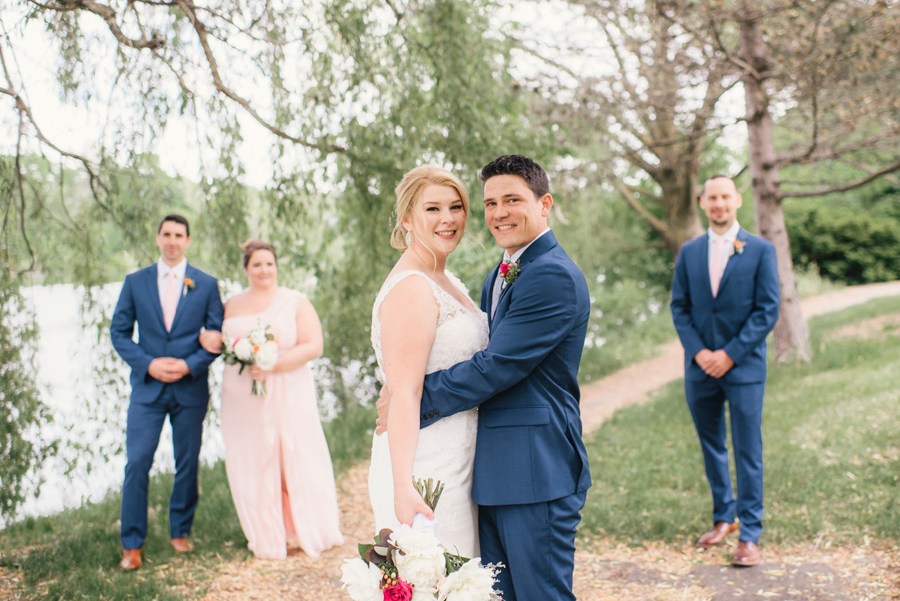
top-left (479, 491), bottom-right (587, 601)
top-left (685, 378), bottom-right (765, 544)
top-left (121, 386), bottom-right (207, 549)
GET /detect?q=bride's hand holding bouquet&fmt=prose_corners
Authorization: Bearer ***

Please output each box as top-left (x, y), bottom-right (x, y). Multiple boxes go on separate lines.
top-left (341, 478), bottom-right (502, 601)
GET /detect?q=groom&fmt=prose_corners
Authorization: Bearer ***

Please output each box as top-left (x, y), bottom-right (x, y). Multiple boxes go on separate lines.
top-left (381, 155), bottom-right (592, 600)
top-left (110, 214), bottom-right (223, 570)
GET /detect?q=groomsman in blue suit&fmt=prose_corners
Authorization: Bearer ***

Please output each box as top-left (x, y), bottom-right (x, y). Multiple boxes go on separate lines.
top-left (110, 215), bottom-right (223, 570)
top-left (382, 156), bottom-right (592, 600)
top-left (670, 176), bottom-right (780, 566)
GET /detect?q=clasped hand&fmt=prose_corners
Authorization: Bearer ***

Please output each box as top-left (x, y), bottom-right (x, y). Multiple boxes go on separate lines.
top-left (148, 358), bottom-right (190, 383)
top-left (694, 349), bottom-right (734, 379)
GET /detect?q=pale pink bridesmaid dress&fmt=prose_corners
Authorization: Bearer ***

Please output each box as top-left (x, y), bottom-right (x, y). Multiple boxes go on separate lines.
top-left (221, 288), bottom-right (343, 559)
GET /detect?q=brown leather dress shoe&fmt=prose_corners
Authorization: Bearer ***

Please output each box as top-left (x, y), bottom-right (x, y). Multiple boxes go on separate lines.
top-left (120, 548), bottom-right (142, 570)
top-left (732, 540), bottom-right (761, 566)
top-left (697, 521), bottom-right (738, 547)
top-left (170, 537), bottom-right (195, 553)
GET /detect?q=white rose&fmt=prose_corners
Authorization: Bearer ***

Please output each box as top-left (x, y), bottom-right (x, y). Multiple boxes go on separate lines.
top-left (339, 558), bottom-right (382, 601)
top-left (248, 325), bottom-right (268, 346)
top-left (233, 337), bottom-right (253, 362)
top-left (437, 559), bottom-right (498, 601)
top-left (390, 525), bottom-right (446, 594)
top-left (254, 341), bottom-right (279, 371)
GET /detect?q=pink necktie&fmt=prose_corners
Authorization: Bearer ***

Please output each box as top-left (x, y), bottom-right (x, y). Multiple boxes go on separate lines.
top-left (710, 237), bottom-right (727, 298)
top-left (163, 270), bottom-right (180, 331)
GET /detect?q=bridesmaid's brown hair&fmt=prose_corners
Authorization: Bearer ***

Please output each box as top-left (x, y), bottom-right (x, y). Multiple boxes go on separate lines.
top-left (241, 239), bottom-right (277, 268)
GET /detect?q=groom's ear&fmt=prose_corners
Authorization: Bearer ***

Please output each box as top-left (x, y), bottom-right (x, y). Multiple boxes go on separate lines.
top-left (539, 193), bottom-right (553, 217)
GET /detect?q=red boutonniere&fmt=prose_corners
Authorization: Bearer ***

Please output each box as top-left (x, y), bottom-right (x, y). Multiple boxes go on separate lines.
top-left (733, 240), bottom-right (746, 255)
top-left (499, 260), bottom-right (521, 286)
top-left (183, 277), bottom-right (196, 297)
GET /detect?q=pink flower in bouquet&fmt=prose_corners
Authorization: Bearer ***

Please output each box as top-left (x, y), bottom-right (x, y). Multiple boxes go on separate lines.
top-left (383, 580), bottom-right (414, 601)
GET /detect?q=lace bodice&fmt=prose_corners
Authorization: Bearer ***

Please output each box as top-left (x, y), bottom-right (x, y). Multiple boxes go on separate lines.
top-left (371, 270), bottom-right (489, 376)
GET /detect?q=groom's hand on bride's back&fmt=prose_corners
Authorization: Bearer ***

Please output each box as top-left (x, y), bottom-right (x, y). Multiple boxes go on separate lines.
top-left (374, 385), bottom-right (391, 435)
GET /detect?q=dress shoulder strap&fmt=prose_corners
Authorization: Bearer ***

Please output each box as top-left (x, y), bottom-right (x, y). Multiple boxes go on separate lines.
top-left (372, 270), bottom-right (438, 322)
top-left (371, 270), bottom-right (443, 370)
top-left (444, 270), bottom-right (471, 298)
top-left (264, 287), bottom-right (306, 317)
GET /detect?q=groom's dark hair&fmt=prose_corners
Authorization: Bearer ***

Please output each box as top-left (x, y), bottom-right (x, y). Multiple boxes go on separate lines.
top-left (480, 155), bottom-right (550, 199)
top-left (158, 214), bottom-right (190, 237)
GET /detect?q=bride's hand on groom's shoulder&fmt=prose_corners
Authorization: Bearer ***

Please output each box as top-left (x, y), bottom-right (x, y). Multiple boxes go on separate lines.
top-left (374, 385), bottom-right (392, 435)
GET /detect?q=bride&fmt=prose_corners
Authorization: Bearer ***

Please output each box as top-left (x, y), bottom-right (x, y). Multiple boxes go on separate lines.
top-left (368, 166), bottom-right (488, 558)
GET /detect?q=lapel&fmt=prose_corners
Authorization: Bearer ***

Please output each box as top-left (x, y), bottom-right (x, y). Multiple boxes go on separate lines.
top-left (487, 261), bottom-right (502, 330)
top-left (168, 264), bottom-right (196, 333)
top-left (696, 233), bottom-right (715, 303)
top-left (143, 264), bottom-right (166, 328)
top-left (716, 229), bottom-right (748, 297)
top-left (492, 231), bottom-right (559, 329)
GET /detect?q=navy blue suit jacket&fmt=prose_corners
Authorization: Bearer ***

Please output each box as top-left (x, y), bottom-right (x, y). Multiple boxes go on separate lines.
top-left (418, 231), bottom-right (592, 506)
top-left (670, 229), bottom-right (780, 384)
top-left (110, 264), bottom-right (224, 406)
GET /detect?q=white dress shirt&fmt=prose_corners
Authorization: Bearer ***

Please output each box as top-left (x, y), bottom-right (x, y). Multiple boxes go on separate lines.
top-left (157, 257), bottom-right (187, 309)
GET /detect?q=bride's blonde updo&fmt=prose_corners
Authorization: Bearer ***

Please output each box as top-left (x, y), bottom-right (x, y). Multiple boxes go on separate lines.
top-left (241, 239), bottom-right (277, 268)
top-left (391, 166), bottom-right (470, 251)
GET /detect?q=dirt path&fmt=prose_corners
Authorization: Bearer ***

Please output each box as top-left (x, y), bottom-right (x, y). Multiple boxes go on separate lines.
top-left (182, 281), bottom-right (900, 600)
top-left (580, 280), bottom-right (900, 432)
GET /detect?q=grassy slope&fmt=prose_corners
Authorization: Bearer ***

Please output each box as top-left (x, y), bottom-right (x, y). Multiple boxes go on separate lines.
top-left (581, 296), bottom-right (900, 545)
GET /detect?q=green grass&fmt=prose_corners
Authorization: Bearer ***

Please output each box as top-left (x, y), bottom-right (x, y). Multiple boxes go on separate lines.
top-left (580, 295), bottom-right (900, 546)
top-left (0, 462), bottom-right (250, 600)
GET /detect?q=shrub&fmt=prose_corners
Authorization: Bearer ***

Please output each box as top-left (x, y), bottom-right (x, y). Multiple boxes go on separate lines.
top-left (786, 204), bottom-right (900, 284)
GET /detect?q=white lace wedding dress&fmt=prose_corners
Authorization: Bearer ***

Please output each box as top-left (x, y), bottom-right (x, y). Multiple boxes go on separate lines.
top-left (368, 270), bottom-right (489, 558)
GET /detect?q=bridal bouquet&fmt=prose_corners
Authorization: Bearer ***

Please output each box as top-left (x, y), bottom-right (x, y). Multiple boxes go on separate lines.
top-left (341, 479), bottom-right (503, 601)
top-left (220, 322), bottom-right (279, 396)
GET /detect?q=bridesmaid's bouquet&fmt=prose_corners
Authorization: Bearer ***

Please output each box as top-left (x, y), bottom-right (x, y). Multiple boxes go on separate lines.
top-left (340, 478), bottom-right (503, 601)
top-left (221, 322), bottom-right (279, 396)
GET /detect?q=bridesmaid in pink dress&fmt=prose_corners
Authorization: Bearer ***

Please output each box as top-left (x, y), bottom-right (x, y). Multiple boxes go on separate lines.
top-left (208, 240), bottom-right (343, 559)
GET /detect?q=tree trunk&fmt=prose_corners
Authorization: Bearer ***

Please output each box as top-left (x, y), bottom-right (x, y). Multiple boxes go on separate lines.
top-left (739, 14), bottom-right (812, 363)
top-left (658, 166), bottom-right (704, 256)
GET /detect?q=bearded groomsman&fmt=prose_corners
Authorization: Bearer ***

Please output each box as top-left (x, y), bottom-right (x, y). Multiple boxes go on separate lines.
top-left (110, 215), bottom-right (223, 570)
top-left (670, 176), bottom-right (780, 566)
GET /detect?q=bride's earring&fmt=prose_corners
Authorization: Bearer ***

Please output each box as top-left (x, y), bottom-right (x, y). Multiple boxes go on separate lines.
top-left (405, 230), bottom-right (412, 246)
